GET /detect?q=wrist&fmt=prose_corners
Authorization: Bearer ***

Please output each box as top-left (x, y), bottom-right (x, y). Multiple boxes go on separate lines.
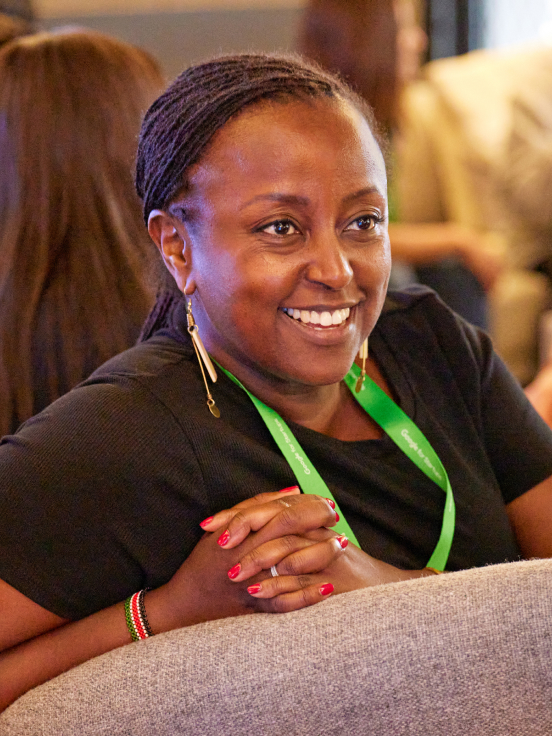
top-left (139, 584), bottom-right (187, 636)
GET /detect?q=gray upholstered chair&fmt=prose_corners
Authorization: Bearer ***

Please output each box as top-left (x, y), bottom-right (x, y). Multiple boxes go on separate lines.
top-left (2, 558), bottom-right (552, 735)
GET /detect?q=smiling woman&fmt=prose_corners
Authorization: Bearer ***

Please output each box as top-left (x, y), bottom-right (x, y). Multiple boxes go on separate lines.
top-left (149, 97), bottom-right (390, 405)
top-left (1, 53), bottom-right (552, 712)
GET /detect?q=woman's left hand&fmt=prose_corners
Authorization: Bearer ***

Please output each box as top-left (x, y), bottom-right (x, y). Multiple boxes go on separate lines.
top-left (201, 490), bottom-right (435, 612)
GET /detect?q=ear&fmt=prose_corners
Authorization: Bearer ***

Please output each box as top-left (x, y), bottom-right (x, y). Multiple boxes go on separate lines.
top-left (148, 210), bottom-right (195, 294)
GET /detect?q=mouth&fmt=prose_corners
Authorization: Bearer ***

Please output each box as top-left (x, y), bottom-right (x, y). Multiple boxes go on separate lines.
top-left (281, 306), bottom-right (351, 329)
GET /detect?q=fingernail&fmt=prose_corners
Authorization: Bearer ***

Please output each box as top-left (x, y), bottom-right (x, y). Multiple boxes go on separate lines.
top-left (247, 584), bottom-right (262, 594)
top-left (335, 512), bottom-right (340, 522)
top-left (337, 536), bottom-right (349, 549)
top-left (199, 516), bottom-right (214, 529)
top-left (227, 563), bottom-right (241, 579)
top-left (279, 486), bottom-right (300, 493)
top-left (217, 530), bottom-right (230, 547)
top-left (326, 498), bottom-right (336, 509)
top-left (319, 583), bottom-right (334, 596)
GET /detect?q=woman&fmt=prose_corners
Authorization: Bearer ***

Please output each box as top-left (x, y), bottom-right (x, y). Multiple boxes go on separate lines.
top-left (0, 29), bottom-right (163, 435)
top-left (298, 0), bottom-right (503, 329)
top-left (1, 53), bottom-right (551, 710)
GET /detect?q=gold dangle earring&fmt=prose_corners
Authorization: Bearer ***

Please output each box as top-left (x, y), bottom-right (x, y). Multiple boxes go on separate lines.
top-left (355, 339), bottom-right (368, 393)
top-left (186, 299), bottom-right (220, 418)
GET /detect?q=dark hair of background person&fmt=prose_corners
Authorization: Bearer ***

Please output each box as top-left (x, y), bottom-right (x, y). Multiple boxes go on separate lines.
top-left (135, 51), bottom-right (384, 339)
top-left (0, 29), bottom-right (164, 435)
top-left (297, 0), bottom-right (399, 131)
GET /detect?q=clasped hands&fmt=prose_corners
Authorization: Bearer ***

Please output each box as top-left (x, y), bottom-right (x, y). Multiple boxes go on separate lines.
top-left (162, 487), bottom-right (429, 628)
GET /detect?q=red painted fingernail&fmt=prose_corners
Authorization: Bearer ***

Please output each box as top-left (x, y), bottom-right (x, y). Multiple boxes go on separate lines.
top-left (227, 563), bottom-right (241, 579)
top-left (247, 584), bottom-right (262, 594)
top-left (335, 512), bottom-right (340, 522)
top-left (326, 498), bottom-right (336, 509)
top-left (217, 530), bottom-right (230, 547)
top-left (338, 536), bottom-right (349, 549)
top-left (319, 583), bottom-right (334, 596)
top-left (279, 486), bottom-right (299, 493)
top-left (199, 516), bottom-right (214, 529)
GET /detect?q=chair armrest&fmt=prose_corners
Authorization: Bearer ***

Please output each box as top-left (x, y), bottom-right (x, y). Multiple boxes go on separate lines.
top-left (2, 558), bottom-right (552, 735)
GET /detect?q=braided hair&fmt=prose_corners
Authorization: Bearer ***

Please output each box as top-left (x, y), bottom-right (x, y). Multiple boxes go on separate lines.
top-left (136, 52), bottom-right (382, 339)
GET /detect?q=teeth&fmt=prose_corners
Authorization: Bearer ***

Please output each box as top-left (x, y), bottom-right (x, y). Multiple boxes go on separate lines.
top-left (283, 307), bottom-right (351, 327)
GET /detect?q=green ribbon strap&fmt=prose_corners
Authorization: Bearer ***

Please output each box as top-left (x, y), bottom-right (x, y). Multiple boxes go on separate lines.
top-left (219, 362), bottom-right (455, 571)
top-left (345, 363), bottom-right (455, 571)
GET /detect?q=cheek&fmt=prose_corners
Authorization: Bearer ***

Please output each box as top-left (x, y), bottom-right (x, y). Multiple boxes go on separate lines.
top-left (195, 249), bottom-right (286, 327)
top-left (359, 241), bottom-right (392, 285)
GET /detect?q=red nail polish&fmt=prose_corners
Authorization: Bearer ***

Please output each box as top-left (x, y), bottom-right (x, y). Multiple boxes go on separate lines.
top-left (218, 530), bottom-right (230, 547)
top-left (199, 516), bottom-right (214, 529)
top-left (247, 584), bottom-right (262, 594)
top-left (335, 512), bottom-right (340, 522)
top-left (326, 498), bottom-right (336, 509)
top-left (319, 583), bottom-right (334, 596)
top-left (338, 536), bottom-right (349, 549)
top-left (279, 486), bottom-right (299, 493)
top-left (227, 563), bottom-right (241, 579)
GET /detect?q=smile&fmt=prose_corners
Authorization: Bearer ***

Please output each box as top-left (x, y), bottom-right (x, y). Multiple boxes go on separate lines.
top-left (282, 307), bottom-right (351, 328)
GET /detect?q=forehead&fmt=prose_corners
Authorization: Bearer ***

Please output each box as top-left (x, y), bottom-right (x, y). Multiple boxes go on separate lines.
top-left (185, 97), bottom-right (387, 199)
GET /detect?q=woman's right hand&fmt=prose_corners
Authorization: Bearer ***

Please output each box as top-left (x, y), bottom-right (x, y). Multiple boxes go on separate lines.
top-left (195, 490), bottom-right (436, 615)
top-left (150, 488), bottom-right (342, 631)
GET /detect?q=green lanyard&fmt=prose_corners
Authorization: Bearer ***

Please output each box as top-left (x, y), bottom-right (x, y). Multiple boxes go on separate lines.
top-left (219, 363), bottom-right (455, 571)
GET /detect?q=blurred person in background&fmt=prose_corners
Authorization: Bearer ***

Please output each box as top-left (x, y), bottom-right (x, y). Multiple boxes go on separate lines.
top-left (298, 0), bottom-right (504, 330)
top-left (0, 29), bottom-right (164, 436)
top-left (396, 39), bottom-right (552, 384)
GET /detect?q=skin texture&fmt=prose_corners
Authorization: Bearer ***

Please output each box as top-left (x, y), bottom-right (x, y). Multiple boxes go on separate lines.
top-left (1, 95), bottom-right (552, 710)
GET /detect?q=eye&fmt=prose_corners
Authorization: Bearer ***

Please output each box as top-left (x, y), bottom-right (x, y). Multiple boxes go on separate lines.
top-left (345, 214), bottom-right (383, 232)
top-left (259, 219), bottom-right (300, 236)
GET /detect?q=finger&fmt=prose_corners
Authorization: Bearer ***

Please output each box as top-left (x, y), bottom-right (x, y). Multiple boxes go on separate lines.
top-left (253, 580), bottom-right (335, 613)
top-left (228, 535), bottom-right (348, 582)
top-left (218, 495), bottom-right (338, 549)
top-left (199, 486), bottom-right (300, 531)
top-left (227, 535), bottom-right (316, 581)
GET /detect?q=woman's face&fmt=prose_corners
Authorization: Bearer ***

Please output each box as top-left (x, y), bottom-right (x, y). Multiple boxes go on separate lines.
top-left (167, 97), bottom-right (390, 389)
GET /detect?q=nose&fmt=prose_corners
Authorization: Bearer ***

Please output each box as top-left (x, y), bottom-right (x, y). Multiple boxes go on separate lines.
top-left (304, 232), bottom-right (354, 290)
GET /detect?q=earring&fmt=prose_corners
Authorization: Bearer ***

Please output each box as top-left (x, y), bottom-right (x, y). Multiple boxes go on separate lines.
top-left (186, 299), bottom-right (220, 418)
top-left (355, 339), bottom-right (368, 393)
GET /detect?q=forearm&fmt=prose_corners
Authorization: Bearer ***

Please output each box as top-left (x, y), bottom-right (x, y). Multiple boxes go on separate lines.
top-left (0, 585), bottom-right (185, 711)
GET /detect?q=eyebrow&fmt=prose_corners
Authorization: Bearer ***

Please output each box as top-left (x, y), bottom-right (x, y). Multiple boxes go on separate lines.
top-left (342, 186), bottom-right (384, 204)
top-left (241, 186), bottom-right (384, 211)
top-left (240, 193), bottom-right (310, 210)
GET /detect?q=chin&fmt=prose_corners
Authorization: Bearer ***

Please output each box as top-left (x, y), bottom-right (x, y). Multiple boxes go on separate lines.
top-left (278, 360), bottom-right (355, 388)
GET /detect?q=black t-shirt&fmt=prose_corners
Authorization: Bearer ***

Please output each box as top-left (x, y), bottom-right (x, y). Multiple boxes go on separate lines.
top-left (1, 287), bottom-right (552, 620)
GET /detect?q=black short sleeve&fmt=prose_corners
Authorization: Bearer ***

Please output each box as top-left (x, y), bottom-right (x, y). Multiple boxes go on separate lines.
top-left (0, 375), bottom-right (207, 619)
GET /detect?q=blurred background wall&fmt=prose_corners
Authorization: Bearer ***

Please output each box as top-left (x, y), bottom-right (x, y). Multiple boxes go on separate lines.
top-left (34, 0), bottom-right (552, 81)
top-left (36, 0), bottom-right (303, 81)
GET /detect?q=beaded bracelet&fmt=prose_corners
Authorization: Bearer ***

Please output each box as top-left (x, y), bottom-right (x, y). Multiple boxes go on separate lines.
top-left (124, 588), bottom-right (153, 641)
